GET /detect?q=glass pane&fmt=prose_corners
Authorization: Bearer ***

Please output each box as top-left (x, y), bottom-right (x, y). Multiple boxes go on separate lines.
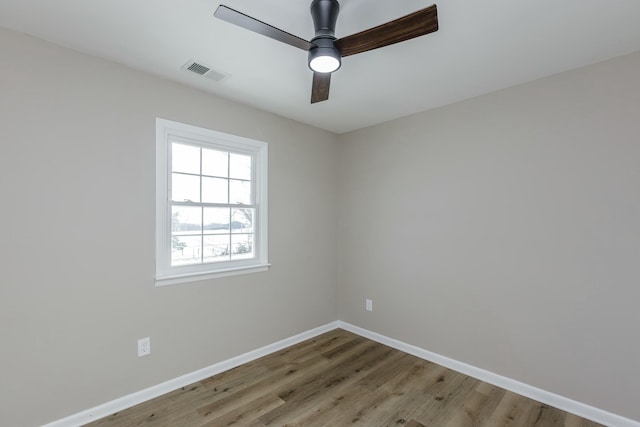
top-left (202, 149), bottom-right (228, 178)
top-left (230, 153), bottom-right (252, 180)
top-left (171, 206), bottom-right (202, 234)
top-left (204, 235), bottom-right (230, 263)
top-left (172, 173), bottom-right (200, 203)
top-left (171, 235), bottom-right (202, 266)
top-left (172, 143), bottom-right (200, 174)
top-left (231, 234), bottom-right (254, 260)
top-left (231, 208), bottom-right (254, 233)
top-left (204, 208), bottom-right (230, 234)
top-left (230, 179), bottom-right (251, 205)
top-left (202, 177), bottom-right (228, 204)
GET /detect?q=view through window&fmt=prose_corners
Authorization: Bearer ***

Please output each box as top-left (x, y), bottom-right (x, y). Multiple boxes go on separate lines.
top-left (170, 143), bottom-right (255, 265)
top-left (156, 118), bottom-right (268, 285)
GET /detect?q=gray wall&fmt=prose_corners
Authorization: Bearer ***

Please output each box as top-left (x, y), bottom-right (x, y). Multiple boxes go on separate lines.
top-left (2, 24), bottom-right (640, 426)
top-left (337, 51), bottom-right (640, 421)
top-left (0, 28), bottom-right (338, 426)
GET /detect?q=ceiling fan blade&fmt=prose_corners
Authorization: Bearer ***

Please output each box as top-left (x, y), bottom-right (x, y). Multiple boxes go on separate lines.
top-left (214, 5), bottom-right (314, 51)
top-left (335, 4), bottom-right (438, 57)
top-left (311, 72), bottom-right (331, 103)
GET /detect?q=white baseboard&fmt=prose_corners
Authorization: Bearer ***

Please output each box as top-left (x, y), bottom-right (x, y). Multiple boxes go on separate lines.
top-left (338, 321), bottom-right (640, 427)
top-left (43, 320), bottom-right (639, 427)
top-left (42, 321), bottom-right (339, 427)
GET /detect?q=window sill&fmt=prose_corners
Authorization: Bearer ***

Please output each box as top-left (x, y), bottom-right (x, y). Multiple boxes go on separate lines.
top-left (155, 263), bottom-right (271, 287)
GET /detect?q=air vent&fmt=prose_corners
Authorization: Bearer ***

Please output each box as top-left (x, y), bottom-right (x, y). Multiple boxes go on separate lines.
top-left (187, 62), bottom-right (210, 75)
top-left (182, 60), bottom-right (230, 82)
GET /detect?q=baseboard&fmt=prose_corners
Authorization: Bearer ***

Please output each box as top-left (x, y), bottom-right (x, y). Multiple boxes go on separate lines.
top-left (42, 321), bottom-right (339, 427)
top-left (338, 321), bottom-right (640, 427)
top-left (43, 319), bottom-right (639, 427)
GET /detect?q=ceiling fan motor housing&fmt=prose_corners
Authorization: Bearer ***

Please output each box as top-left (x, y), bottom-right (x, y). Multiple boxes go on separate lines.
top-left (309, 0), bottom-right (342, 72)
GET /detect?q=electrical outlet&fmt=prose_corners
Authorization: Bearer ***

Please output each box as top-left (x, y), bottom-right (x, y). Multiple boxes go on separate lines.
top-left (366, 299), bottom-right (373, 312)
top-left (138, 337), bottom-right (151, 357)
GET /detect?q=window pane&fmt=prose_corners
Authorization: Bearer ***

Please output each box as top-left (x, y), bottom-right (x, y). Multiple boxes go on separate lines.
top-left (231, 234), bottom-right (254, 260)
top-left (231, 208), bottom-right (254, 233)
top-left (172, 143), bottom-right (200, 174)
top-left (158, 119), bottom-right (268, 282)
top-left (172, 173), bottom-right (200, 203)
top-left (202, 149), bottom-right (228, 178)
top-left (171, 235), bottom-right (202, 266)
top-left (204, 235), bottom-right (230, 263)
top-left (202, 177), bottom-right (228, 204)
top-left (230, 153), bottom-right (252, 180)
top-left (171, 206), bottom-right (202, 234)
top-left (204, 208), bottom-right (230, 234)
top-left (230, 179), bottom-right (251, 205)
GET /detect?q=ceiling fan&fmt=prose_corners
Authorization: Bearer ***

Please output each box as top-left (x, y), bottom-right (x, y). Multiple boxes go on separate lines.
top-left (214, 0), bottom-right (438, 103)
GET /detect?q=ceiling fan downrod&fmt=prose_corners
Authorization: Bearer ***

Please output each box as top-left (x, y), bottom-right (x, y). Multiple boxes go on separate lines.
top-left (310, 0), bottom-right (339, 38)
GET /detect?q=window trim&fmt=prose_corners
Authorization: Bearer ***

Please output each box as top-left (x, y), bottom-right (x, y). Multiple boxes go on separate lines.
top-left (155, 118), bottom-right (269, 286)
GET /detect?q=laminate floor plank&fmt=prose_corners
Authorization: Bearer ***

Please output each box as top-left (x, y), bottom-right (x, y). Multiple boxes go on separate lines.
top-left (195, 354), bottom-right (336, 424)
top-left (455, 387), bottom-right (506, 427)
top-left (432, 380), bottom-right (481, 425)
top-left (258, 342), bottom-right (400, 425)
top-left (565, 413), bottom-right (603, 427)
top-left (89, 380), bottom-right (224, 426)
top-left (200, 393), bottom-right (284, 427)
top-left (261, 329), bottom-right (357, 370)
top-left (483, 390), bottom-right (544, 427)
top-left (287, 351), bottom-right (414, 426)
top-left (293, 384), bottom-right (392, 427)
top-left (441, 388), bottom-right (491, 427)
top-left (350, 358), bottom-right (438, 426)
top-left (466, 383), bottom-right (509, 426)
top-left (410, 373), bottom-right (480, 426)
top-left (84, 329), bottom-right (604, 427)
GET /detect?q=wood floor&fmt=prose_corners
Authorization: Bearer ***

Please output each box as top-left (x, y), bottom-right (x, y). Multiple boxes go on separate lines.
top-left (86, 329), bottom-right (603, 427)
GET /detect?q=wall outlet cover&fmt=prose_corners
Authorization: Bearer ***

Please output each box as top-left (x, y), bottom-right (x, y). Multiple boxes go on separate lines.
top-left (138, 337), bottom-right (151, 357)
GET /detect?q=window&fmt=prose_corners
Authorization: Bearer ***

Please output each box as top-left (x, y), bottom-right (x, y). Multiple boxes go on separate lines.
top-left (156, 118), bottom-right (268, 286)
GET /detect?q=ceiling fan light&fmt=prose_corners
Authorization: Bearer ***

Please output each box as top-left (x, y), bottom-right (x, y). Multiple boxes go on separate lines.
top-left (308, 38), bottom-right (341, 73)
top-left (310, 55), bottom-right (340, 73)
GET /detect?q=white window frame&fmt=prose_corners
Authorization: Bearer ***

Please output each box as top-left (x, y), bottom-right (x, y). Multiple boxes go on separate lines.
top-left (155, 118), bottom-right (269, 286)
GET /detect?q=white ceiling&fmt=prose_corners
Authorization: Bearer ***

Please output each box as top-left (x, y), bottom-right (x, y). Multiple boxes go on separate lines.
top-left (1, 0), bottom-right (640, 133)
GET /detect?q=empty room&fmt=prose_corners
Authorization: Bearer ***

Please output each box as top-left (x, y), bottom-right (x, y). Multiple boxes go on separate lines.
top-left (1, 1), bottom-right (639, 426)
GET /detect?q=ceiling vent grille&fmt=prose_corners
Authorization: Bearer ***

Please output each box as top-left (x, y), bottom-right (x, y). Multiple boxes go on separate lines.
top-left (182, 60), bottom-right (230, 82)
top-left (187, 62), bottom-right (210, 75)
